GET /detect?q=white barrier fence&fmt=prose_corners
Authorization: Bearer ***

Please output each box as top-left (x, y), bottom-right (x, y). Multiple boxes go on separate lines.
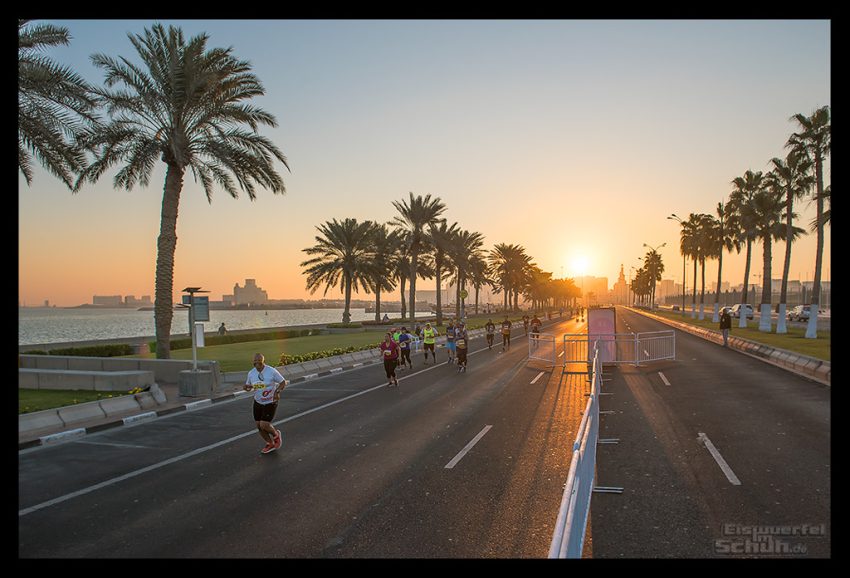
top-left (548, 344), bottom-right (602, 558)
top-left (561, 330), bottom-right (675, 366)
top-left (528, 332), bottom-right (557, 365)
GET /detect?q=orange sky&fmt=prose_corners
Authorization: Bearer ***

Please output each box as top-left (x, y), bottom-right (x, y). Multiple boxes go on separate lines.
top-left (18, 20), bottom-right (831, 307)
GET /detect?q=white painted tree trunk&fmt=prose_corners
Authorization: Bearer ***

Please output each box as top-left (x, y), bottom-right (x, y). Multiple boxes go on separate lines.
top-left (712, 303), bottom-right (720, 323)
top-left (805, 310), bottom-right (819, 339)
top-left (738, 305), bottom-right (747, 329)
top-left (776, 303), bottom-right (787, 334)
top-left (759, 303), bottom-right (772, 332)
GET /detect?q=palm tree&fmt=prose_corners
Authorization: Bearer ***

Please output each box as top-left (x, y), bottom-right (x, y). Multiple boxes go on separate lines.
top-left (447, 230), bottom-right (485, 319)
top-left (489, 243), bottom-right (532, 312)
top-left (642, 248), bottom-right (665, 310)
top-left (744, 185), bottom-right (786, 332)
top-left (728, 170), bottom-right (764, 329)
top-left (392, 193), bottom-right (447, 324)
top-left (301, 219), bottom-right (377, 324)
top-left (18, 19), bottom-right (97, 189)
top-left (679, 214), bottom-right (702, 319)
top-left (709, 202), bottom-right (741, 323)
top-left (427, 220), bottom-right (460, 325)
top-left (694, 213), bottom-right (715, 320)
top-left (366, 224), bottom-right (401, 322)
top-left (74, 24), bottom-right (289, 358)
top-left (788, 106), bottom-right (830, 338)
top-left (766, 150), bottom-right (813, 333)
top-left (467, 252), bottom-right (491, 315)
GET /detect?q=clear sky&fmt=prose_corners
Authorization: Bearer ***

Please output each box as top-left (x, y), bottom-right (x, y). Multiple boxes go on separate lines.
top-left (19, 19), bottom-right (831, 307)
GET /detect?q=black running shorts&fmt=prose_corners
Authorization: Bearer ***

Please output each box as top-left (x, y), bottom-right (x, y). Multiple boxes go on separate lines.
top-left (253, 400), bottom-right (278, 422)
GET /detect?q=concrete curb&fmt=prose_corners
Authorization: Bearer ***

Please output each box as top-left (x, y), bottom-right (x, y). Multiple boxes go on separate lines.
top-left (631, 308), bottom-right (830, 386)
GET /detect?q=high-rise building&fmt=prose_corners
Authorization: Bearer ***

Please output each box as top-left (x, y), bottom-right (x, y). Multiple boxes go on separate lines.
top-left (612, 265), bottom-right (628, 304)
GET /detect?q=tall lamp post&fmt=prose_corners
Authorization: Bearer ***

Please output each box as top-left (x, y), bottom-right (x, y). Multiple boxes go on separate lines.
top-left (642, 242), bottom-right (666, 309)
top-left (667, 214), bottom-right (686, 316)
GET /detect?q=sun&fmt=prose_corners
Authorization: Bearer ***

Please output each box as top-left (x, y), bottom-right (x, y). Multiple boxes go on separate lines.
top-left (570, 254), bottom-right (590, 277)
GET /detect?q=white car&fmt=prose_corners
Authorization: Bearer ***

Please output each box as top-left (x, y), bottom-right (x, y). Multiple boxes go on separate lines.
top-left (729, 304), bottom-right (754, 320)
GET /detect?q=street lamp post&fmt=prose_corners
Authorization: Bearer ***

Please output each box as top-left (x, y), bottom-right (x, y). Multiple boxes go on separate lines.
top-left (668, 214), bottom-right (686, 316)
top-left (642, 242), bottom-right (666, 309)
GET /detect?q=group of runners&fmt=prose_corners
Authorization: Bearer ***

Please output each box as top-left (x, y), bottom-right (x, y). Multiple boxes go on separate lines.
top-left (246, 313), bottom-right (549, 454)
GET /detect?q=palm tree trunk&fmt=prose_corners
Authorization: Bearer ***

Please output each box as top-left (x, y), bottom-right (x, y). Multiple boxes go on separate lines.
top-left (400, 277), bottom-right (407, 320)
top-left (740, 239), bottom-right (752, 328)
top-left (698, 258), bottom-right (706, 320)
top-left (435, 264), bottom-right (443, 325)
top-left (777, 191), bottom-right (794, 334)
top-left (342, 274), bottom-right (352, 324)
top-left (759, 236), bottom-right (773, 332)
top-left (408, 251), bottom-right (418, 324)
top-left (712, 250), bottom-right (723, 323)
top-left (154, 165), bottom-right (184, 359)
top-left (806, 154), bottom-right (824, 339)
top-left (691, 260), bottom-right (697, 319)
top-left (374, 287), bottom-right (381, 322)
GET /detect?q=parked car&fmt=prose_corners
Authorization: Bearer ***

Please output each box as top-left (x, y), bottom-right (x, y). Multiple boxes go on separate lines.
top-left (787, 305), bottom-right (812, 322)
top-left (729, 304), bottom-right (754, 320)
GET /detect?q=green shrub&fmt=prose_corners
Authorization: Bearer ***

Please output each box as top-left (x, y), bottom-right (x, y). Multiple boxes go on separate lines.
top-left (327, 322), bottom-right (362, 328)
top-left (278, 341), bottom-right (380, 366)
top-left (149, 328), bottom-right (324, 353)
top-left (23, 344), bottom-right (135, 357)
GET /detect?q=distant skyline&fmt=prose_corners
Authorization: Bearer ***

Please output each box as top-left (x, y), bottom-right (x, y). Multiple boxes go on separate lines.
top-left (19, 19), bottom-right (830, 307)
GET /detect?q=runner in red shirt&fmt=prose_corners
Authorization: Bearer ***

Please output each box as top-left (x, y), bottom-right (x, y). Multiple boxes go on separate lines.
top-left (380, 332), bottom-right (400, 387)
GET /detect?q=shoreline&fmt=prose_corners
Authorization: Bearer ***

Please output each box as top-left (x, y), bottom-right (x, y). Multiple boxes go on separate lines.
top-left (17, 315), bottom-right (452, 353)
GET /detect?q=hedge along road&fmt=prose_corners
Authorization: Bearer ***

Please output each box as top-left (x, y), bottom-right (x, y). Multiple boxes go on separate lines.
top-left (19, 315), bottom-right (590, 558)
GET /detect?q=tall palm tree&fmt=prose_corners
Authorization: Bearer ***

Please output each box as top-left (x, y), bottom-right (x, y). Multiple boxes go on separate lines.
top-left (766, 150), bottom-right (813, 333)
top-left (642, 247), bottom-right (665, 310)
top-left (728, 170), bottom-right (764, 329)
top-left (18, 19), bottom-right (97, 189)
top-left (366, 224), bottom-right (401, 322)
top-left (489, 243), bottom-right (532, 312)
top-left (745, 185), bottom-right (787, 332)
top-left (392, 193), bottom-right (447, 324)
top-left (301, 218), bottom-right (376, 324)
top-left (788, 106), bottom-right (830, 338)
top-left (74, 24), bottom-right (289, 358)
top-left (427, 220), bottom-right (459, 325)
top-left (709, 202), bottom-right (741, 323)
top-left (679, 214), bottom-right (702, 319)
top-left (447, 229), bottom-right (485, 319)
top-left (467, 252), bottom-right (491, 315)
top-left (694, 213), bottom-right (716, 320)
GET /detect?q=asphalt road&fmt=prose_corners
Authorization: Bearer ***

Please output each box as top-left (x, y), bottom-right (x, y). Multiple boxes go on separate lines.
top-left (19, 316), bottom-right (588, 558)
top-left (588, 307), bottom-right (831, 558)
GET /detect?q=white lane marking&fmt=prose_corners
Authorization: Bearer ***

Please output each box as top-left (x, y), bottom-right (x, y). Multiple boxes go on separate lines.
top-left (530, 371), bottom-right (545, 384)
top-left (557, 351), bottom-right (564, 358)
top-left (444, 425), bottom-right (493, 469)
top-left (20, 337), bottom-right (510, 517)
top-left (698, 432), bottom-right (741, 486)
top-left (658, 372), bottom-right (671, 386)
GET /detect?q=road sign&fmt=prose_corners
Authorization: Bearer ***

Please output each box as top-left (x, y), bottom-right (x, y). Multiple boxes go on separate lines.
top-left (460, 289), bottom-right (468, 299)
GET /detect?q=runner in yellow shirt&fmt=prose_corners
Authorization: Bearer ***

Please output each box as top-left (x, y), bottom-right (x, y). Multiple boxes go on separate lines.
top-left (422, 322), bottom-right (438, 365)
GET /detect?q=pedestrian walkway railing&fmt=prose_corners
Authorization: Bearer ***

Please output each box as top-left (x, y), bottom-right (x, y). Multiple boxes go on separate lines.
top-left (528, 332), bottom-right (557, 365)
top-left (548, 343), bottom-right (602, 558)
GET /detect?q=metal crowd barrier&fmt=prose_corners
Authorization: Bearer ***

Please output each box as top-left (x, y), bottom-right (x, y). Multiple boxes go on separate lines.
top-left (548, 344), bottom-right (602, 558)
top-left (528, 332), bottom-right (557, 365)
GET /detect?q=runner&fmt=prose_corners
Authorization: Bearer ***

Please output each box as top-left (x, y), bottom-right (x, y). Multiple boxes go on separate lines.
top-left (501, 316), bottom-right (512, 352)
top-left (455, 322), bottom-right (469, 372)
top-left (445, 319), bottom-right (457, 365)
top-left (422, 322), bottom-right (438, 364)
top-left (522, 314), bottom-right (530, 335)
top-left (243, 353), bottom-right (286, 455)
top-left (530, 314), bottom-right (542, 350)
top-left (398, 326), bottom-right (413, 370)
top-left (485, 318), bottom-right (496, 350)
top-left (380, 332), bottom-right (400, 387)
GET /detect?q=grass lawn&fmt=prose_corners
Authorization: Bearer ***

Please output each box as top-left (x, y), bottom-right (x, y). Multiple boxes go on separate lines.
top-left (129, 313), bottom-right (530, 373)
top-left (648, 308), bottom-right (830, 361)
top-left (19, 389), bottom-right (131, 415)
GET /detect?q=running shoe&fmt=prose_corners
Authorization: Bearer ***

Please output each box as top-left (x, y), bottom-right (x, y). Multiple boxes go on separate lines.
top-left (261, 442), bottom-right (276, 454)
top-left (273, 430), bottom-right (282, 449)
